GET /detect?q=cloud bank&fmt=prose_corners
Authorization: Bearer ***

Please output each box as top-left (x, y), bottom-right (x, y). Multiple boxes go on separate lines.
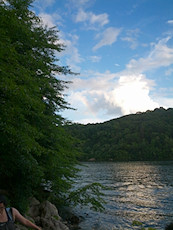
top-left (34, 0), bottom-right (173, 124)
top-left (64, 36), bottom-right (173, 123)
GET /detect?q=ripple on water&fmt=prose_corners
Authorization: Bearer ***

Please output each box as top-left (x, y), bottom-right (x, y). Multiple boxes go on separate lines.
top-left (74, 161), bottom-right (173, 230)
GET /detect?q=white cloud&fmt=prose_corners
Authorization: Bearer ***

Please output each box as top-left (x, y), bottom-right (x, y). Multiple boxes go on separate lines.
top-left (75, 9), bottom-right (109, 28)
top-left (90, 12), bottom-right (109, 27)
top-left (36, 4), bottom-right (173, 123)
top-left (121, 29), bottom-right (140, 49)
top-left (89, 56), bottom-right (102, 62)
top-left (38, 12), bottom-right (63, 28)
top-left (93, 27), bottom-right (121, 51)
top-left (77, 0), bottom-right (91, 5)
top-left (107, 74), bottom-right (159, 115)
top-left (165, 67), bottom-right (173, 76)
top-left (63, 36), bottom-right (173, 123)
top-left (155, 87), bottom-right (173, 98)
top-left (39, 13), bottom-right (56, 27)
top-left (126, 36), bottom-right (173, 73)
top-left (66, 47), bottom-right (84, 72)
top-left (75, 9), bottom-right (88, 22)
top-left (64, 70), bottom-right (159, 122)
top-left (167, 20), bottom-right (173, 25)
top-left (122, 36), bottom-right (138, 49)
top-left (57, 34), bottom-right (84, 72)
top-left (67, 71), bottom-right (116, 91)
top-left (154, 97), bottom-right (173, 109)
top-left (77, 118), bottom-right (105, 124)
top-left (37, 13), bottom-right (83, 72)
top-left (34, 0), bottom-right (55, 10)
top-left (68, 0), bottom-right (91, 8)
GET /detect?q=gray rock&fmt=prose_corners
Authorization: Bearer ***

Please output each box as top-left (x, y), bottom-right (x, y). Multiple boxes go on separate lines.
top-left (16, 198), bottom-right (69, 230)
top-left (41, 217), bottom-right (69, 230)
top-left (27, 197), bottom-right (41, 218)
top-left (29, 197), bottom-right (40, 206)
top-left (40, 201), bottom-right (60, 219)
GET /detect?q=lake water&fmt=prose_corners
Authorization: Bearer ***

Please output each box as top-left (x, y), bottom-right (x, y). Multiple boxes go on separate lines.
top-left (72, 161), bottom-right (173, 230)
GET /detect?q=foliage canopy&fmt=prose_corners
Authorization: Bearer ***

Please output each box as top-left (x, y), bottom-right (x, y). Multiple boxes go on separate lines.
top-left (0, 0), bottom-right (78, 211)
top-left (0, 0), bottom-right (106, 213)
top-left (67, 108), bottom-right (173, 162)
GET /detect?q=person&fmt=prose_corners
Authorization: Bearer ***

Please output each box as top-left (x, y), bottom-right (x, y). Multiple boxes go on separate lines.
top-left (165, 222), bottom-right (173, 230)
top-left (0, 195), bottom-right (42, 230)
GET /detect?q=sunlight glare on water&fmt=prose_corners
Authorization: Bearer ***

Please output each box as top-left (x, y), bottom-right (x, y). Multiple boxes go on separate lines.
top-left (73, 161), bottom-right (173, 230)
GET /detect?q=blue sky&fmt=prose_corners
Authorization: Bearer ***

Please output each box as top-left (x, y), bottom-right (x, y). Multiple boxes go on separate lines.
top-left (33, 0), bottom-right (173, 124)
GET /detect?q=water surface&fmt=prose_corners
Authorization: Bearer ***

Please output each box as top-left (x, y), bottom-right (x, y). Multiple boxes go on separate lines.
top-left (73, 161), bottom-right (173, 230)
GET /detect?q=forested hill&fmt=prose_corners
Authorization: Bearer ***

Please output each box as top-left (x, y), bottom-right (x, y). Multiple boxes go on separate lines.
top-left (66, 108), bottom-right (173, 161)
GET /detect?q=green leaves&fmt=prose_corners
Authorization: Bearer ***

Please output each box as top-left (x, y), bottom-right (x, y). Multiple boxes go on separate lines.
top-left (67, 183), bottom-right (106, 211)
top-left (67, 108), bottom-right (173, 161)
top-left (0, 0), bottom-right (78, 212)
top-left (0, 0), bottom-right (106, 213)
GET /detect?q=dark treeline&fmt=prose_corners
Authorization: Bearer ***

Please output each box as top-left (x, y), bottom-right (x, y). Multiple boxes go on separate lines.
top-left (66, 108), bottom-right (173, 161)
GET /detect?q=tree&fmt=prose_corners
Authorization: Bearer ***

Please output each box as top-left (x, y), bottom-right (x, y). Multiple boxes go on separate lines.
top-left (0, 0), bottom-right (77, 211)
top-left (66, 108), bottom-right (173, 162)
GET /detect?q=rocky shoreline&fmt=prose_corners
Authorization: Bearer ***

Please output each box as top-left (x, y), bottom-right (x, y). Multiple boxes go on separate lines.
top-left (15, 197), bottom-right (73, 230)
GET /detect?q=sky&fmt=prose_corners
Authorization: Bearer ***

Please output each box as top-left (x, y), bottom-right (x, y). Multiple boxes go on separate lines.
top-left (33, 0), bottom-right (173, 124)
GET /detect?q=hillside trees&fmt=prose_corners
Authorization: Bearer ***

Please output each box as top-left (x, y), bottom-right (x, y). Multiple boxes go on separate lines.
top-left (67, 108), bottom-right (173, 161)
top-left (0, 0), bottom-right (78, 211)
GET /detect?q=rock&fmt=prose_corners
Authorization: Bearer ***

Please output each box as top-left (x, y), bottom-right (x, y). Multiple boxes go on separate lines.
top-left (38, 200), bottom-right (69, 230)
top-left (40, 201), bottom-right (60, 219)
top-left (41, 217), bottom-right (69, 230)
top-left (16, 198), bottom-right (70, 230)
top-left (29, 197), bottom-right (40, 206)
top-left (27, 197), bottom-right (40, 219)
top-left (88, 158), bottom-right (95, 162)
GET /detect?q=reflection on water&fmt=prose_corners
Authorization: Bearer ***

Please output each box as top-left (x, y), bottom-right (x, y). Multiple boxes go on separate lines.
top-left (73, 161), bottom-right (173, 230)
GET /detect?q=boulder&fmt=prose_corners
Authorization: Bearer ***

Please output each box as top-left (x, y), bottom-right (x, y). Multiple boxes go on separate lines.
top-left (41, 217), bottom-right (69, 230)
top-left (40, 201), bottom-right (60, 219)
top-left (38, 200), bottom-right (69, 230)
top-left (27, 197), bottom-right (41, 219)
top-left (16, 198), bottom-right (70, 230)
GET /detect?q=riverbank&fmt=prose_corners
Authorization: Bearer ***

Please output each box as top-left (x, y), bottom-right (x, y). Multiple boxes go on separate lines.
top-left (15, 197), bottom-right (70, 230)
